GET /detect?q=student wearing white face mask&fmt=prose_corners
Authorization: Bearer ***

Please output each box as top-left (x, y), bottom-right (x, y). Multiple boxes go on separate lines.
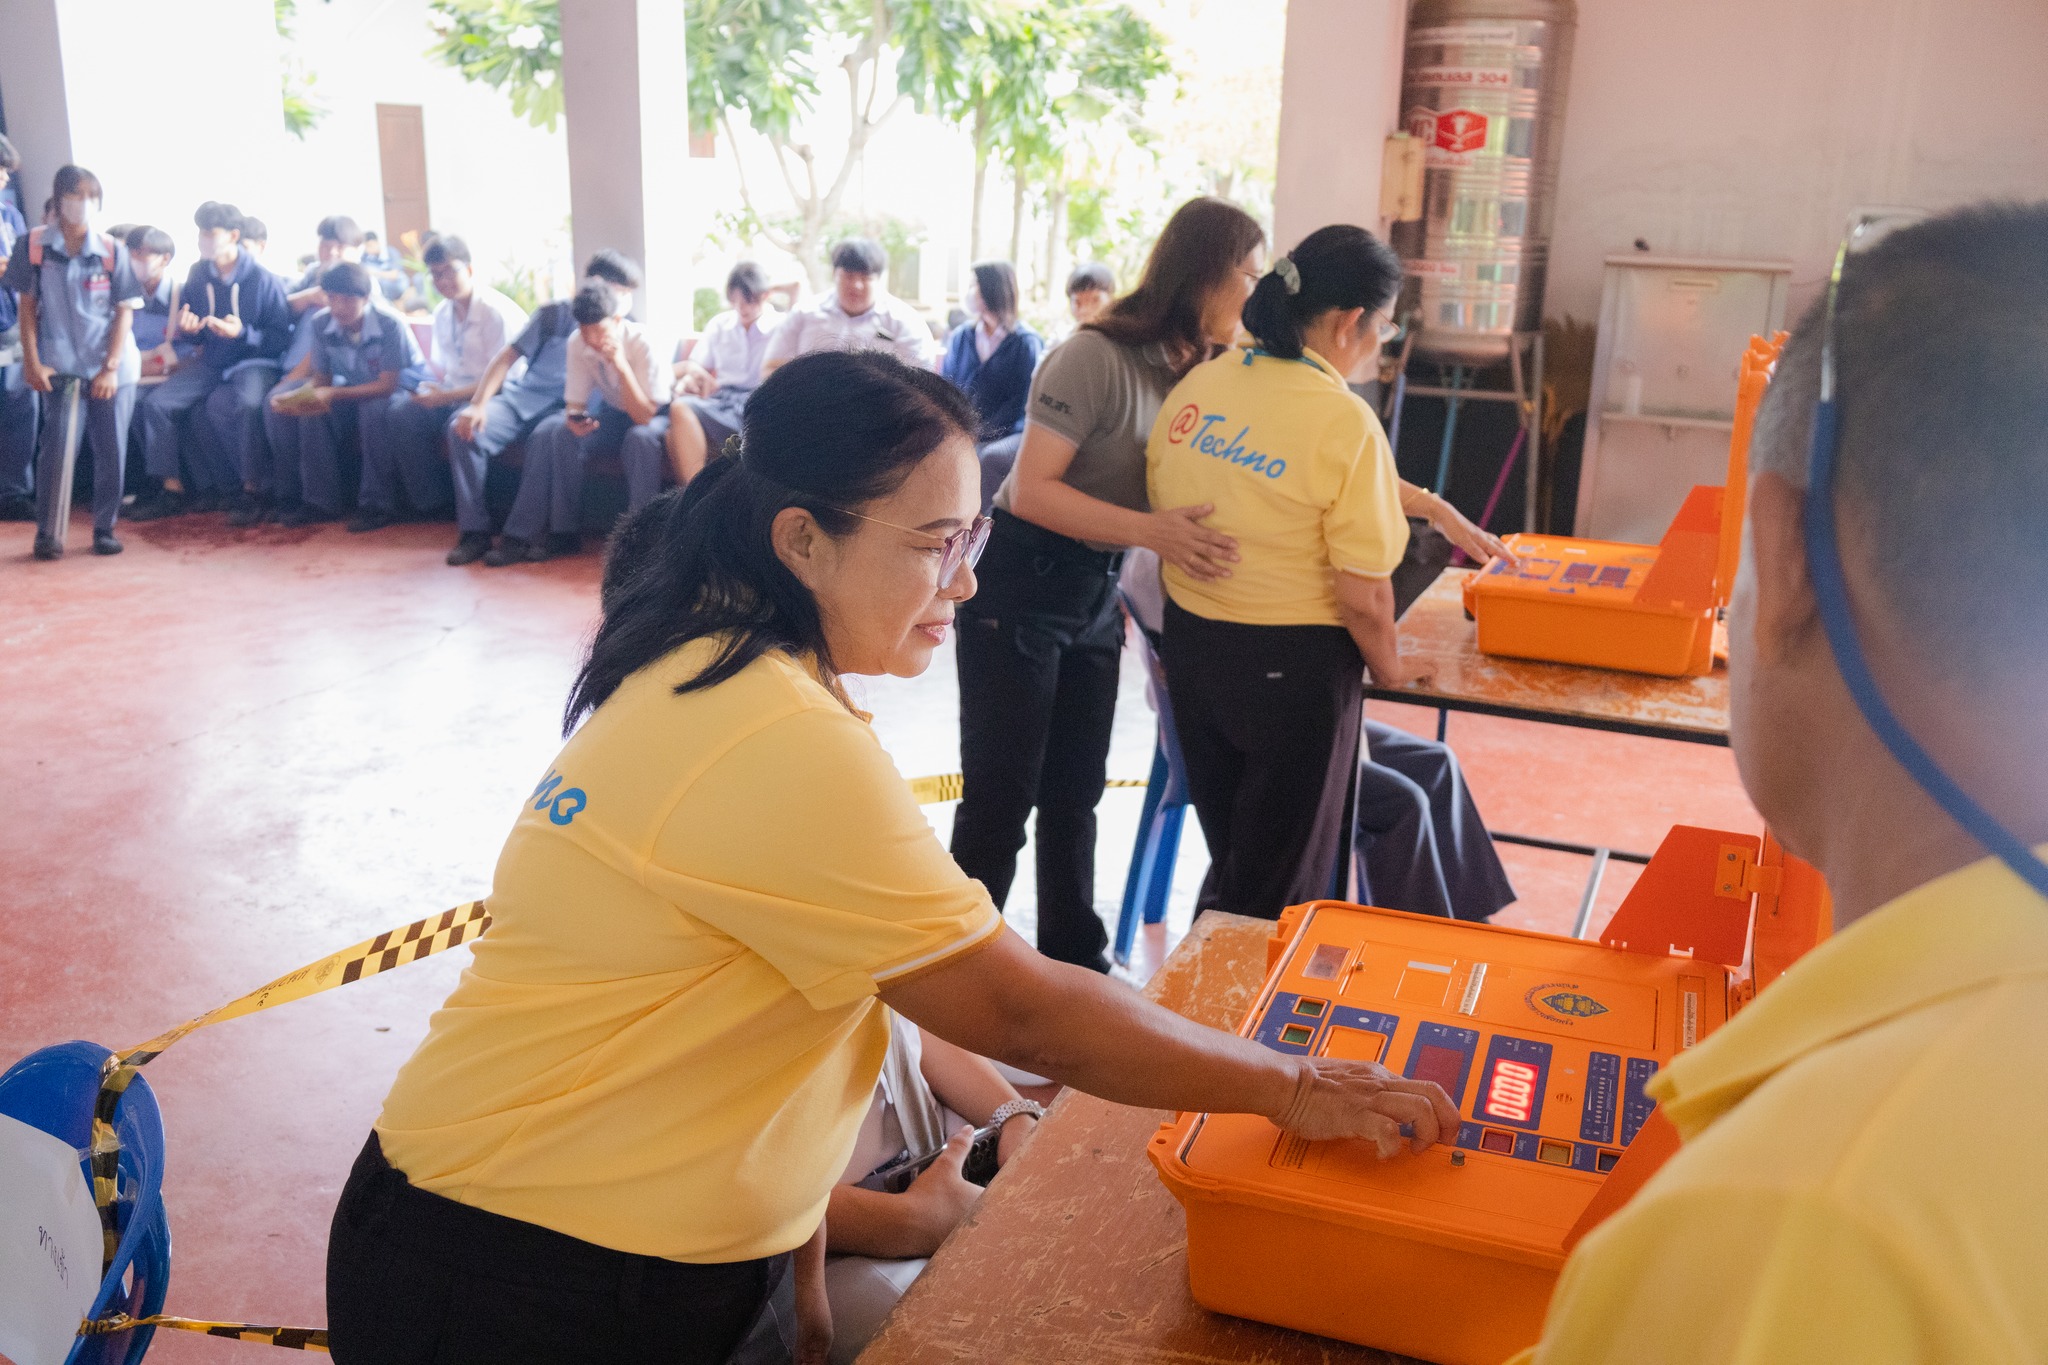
top-left (130, 200), bottom-right (293, 521)
top-left (3, 164), bottom-right (144, 557)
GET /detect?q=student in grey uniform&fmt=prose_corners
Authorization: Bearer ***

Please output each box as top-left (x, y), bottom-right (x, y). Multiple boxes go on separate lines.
top-left (664, 260), bottom-right (781, 490)
top-left (263, 262), bottom-right (408, 526)
top-left (0, 134), bottom-right (37, 523)
top-left (445, 252), bottom-right (638, 565)
top-left (131, 201), bottom-right (293, 520)
top-left (485, 278), bottom-right (669, 566)
top-left (950, 197), bottom-right (1263, 971)
top-left (357, 236), bottom-right (526, 533)
top-left (3, 164), bottom-right (143, 558)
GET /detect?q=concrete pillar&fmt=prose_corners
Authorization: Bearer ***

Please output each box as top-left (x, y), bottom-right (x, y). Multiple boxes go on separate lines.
top-left (1272, 0), bottom-right (1408, 253)
top-left (558, 0), bottom-right (692, 343)
top-left (0, 0), bottom-right (284, 257)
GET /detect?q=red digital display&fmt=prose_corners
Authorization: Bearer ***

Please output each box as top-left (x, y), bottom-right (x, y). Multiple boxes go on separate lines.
top-left (1411, 1044), bottom-right (1469, 1093)
top-left (1482, 1058), bottom-right (1539, 1124)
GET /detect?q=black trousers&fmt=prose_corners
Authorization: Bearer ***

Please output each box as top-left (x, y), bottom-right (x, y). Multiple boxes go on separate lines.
top-left (1161, 600), bottom-right (1364, 920)
top-left (951, 509), bottom-right (1122, 970)
top-left (327, 1133), bottom-right (787, 1365)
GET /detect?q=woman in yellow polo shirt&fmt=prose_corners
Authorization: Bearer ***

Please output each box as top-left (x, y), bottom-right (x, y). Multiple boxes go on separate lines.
top-left (325, 349), bottom-right (1459, 1365)
top-left (1146, 225), bottom-right (1495, 919)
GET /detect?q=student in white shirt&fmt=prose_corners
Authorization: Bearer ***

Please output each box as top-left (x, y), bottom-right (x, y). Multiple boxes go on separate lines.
top-left (486, 279), bottom-right (670, 565)
top-left (664, 260), bottom-right (782, 486)
top-left (761, 238), bottom-right (933, 376)
top-left (357, 235), bottom-right (528, 532)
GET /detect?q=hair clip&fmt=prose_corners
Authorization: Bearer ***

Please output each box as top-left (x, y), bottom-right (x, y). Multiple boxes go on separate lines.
top-left (1273, 257), bottom-right (1301, 295)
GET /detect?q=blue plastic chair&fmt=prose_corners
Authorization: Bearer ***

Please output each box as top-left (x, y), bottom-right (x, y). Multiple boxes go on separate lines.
top-left (1113, 621), bottom-right (1192, 965)
top-left (0, 1041), bottom-right (170, 1365)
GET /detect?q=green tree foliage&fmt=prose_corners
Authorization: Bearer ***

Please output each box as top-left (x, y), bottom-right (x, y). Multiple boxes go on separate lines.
top-left (425, 0), bottom-right (566, 131)
top-left (276, 0), bottom-right (328, 140)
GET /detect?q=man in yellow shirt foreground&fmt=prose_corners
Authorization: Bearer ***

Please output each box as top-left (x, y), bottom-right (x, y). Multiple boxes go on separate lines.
top-left (1514, 202), bottom-right (2048, 1362)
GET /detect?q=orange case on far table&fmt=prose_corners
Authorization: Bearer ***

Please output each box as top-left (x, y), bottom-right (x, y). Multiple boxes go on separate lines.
top-left (1461, 334), bottom-right (1784, 677)
top-left (1149, 825), bottom-right (1829, 1365)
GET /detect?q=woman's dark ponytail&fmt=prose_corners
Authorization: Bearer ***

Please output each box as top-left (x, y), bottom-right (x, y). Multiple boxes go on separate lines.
top-left (563, 350), bottom-right (980, 733)
top-left (1241, 225), bottom-right (1405, 362)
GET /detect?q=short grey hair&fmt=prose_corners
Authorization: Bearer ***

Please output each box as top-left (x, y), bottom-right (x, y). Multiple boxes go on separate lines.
top-left (1748, 200), bottom-right (2048, 677)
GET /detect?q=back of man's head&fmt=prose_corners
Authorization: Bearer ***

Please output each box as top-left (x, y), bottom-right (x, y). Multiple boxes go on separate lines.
top-left (570, 282), bottom-right (615, 327)
top-left (584, 249), bottom-right (642, 290)
top-left (320, 261), bottom-right (373, 298)
top-left (1751, 201), bottom-right (2048, 689)
top-left (318, 215), bottom-right (365, 248)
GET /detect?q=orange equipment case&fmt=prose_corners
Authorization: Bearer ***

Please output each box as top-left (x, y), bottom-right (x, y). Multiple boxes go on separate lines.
top-left (1149, 825), bottom-right (1828, 1365)
top-left (1460, 333), bottom-right (1785, 677)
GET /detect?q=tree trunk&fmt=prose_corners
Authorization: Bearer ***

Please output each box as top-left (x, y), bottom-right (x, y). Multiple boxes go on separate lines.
top-left (969, 105), bottom-right (989, 261)
top-left (1008, 166), bottom-right (1026, 268)
top-left (1043, 180), bottom-right (1066, 304)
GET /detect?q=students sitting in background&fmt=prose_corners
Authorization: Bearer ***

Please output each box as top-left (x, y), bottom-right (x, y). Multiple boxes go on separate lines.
top-left (1513, 202), bottom-right (2048, 1365)
top-left (0, 132), bottom-right (36, 523)
top-left (445, 251), bottom-right (638, 566)
top-left (131, 201), bottom-right (293, 521)
top-left (359, 235), bottom-right (527, 534)
top-left (263, 262), bottom-right (407, 527)
top-left (762, 237), bottom-right (932, 374)
top-left (361, 231), bottom-right (407, 303)
top-left (941, 260), bottom-right (1042, 510)
top-left (1064, 262), bottom-right (1115, 333)
top-left (486, 276), bottom-right (669, 566)
top-left (5, 164), bottom-right (143, 558)
top-left (123, 226), bottom-right (182, 376)
top-left (664, 260), bottom-right (780, 490)
top-left (732, 1013), bottom-right (1042, 1365)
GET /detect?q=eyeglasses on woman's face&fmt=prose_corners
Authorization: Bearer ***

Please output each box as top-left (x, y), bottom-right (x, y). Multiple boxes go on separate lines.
top-left (831, 508), bottom-right (992, 588)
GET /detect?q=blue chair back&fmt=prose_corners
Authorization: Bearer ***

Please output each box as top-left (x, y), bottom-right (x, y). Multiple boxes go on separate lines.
top-left (0, 1041), bottom-right (169, 1365)
top-left (1113, 605), bottom-right (1193, 963)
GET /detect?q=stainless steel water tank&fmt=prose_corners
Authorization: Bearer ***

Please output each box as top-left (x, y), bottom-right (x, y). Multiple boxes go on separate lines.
top-left (1391, 0), bottom-right (1576, 362)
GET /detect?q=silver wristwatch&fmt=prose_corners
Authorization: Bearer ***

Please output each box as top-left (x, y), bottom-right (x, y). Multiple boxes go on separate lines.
top-left (988, 1098), bottom-right (1046, 1129)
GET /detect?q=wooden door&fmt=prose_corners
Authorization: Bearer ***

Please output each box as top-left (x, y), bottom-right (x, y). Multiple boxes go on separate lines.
top-left (375, 103), bottom-right (431, 249)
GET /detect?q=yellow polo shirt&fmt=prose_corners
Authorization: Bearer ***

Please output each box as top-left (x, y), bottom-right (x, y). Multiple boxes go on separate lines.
top-left (1146, 346), bottom-right (1406, 627)
top-left (375, 639), bottom-right (1003, 1262)
top-left (1511, 849), bottom-right (2048, 1364)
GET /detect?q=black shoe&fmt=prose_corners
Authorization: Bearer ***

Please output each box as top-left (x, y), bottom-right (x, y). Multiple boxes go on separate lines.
top-left (482, 535), bottom-right (539, 567)
top-left (226, 493), bottom-right (267, 528)
top-left (32, 535), bottom-right (61, 560)
top-left (0, 494), bottom-right (33, 522)
top-left (276, 503), bottom-right (336, 528)
top-left (93, 532), bottom-right (123, 556)
top-left (545, 531), bottom-right (583, 557)
top-left (346, 507), bottom-right (395, 534)
top-left (445, 532), bottom-right (492, 566)
top-left (189, 489), bottom-right (226, 514)
top-left (126, 491), bottom-right (188, 522)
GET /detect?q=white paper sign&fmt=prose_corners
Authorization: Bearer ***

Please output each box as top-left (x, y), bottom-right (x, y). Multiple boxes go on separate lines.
top-left (0, 1113), bottom-right (102, 1365)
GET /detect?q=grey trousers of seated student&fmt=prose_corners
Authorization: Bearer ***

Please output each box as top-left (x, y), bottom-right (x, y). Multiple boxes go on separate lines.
top-left (447, 391), bottom-right (561, 533)
top-left (364, 391), bottom-right (455, 515)
top-left (141, 362), bottom-right (268, 493)
top-left (619, 412), bottom-right (672, 511)
top-left (728, 1252), bottom-right (929, 1365)
top-left (274, 400), bottom-right (366, 514)
top-left (1355, 719), bottom-right (1517, 922)
top-left (502, 403), bottom-right (634, 542)
top-left (0, 359), bottom-right (39, 498)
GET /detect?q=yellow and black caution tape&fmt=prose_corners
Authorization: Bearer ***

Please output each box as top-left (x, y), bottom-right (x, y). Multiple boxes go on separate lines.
top-left (907, 771), bottom-right (1147, 805)
top-left (83, 1313), bottom-right (328, 1352)
top-left (71, 768), bottom-right (1148, 1351)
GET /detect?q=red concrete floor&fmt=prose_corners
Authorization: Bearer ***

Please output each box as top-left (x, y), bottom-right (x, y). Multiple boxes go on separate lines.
top-left (1, 507), bottom-right (1758, 1359)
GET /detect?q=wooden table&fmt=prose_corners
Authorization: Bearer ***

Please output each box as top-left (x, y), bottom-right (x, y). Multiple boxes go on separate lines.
top-left (1374, 568), bottom-right (1730, 747)
top-left (858, 912), bottom-right (1430, 1365)
top-left (1372, 568), bottom-right (1732, 930)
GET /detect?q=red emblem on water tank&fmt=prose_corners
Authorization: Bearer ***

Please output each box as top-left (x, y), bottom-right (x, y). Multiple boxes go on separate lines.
top-left (1434, 108), bottom-right (1489, 155)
